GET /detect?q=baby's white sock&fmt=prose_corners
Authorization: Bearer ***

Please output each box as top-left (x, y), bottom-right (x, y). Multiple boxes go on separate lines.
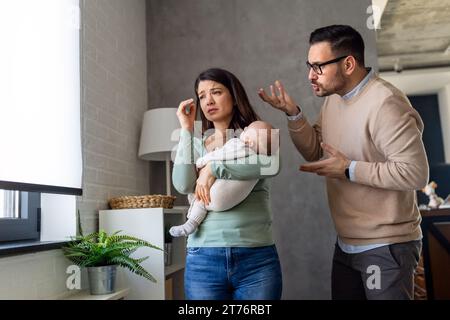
top-left (169, 219), bottom-right (199, 237)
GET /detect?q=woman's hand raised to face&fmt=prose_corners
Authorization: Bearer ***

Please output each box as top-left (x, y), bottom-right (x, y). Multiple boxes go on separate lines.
top-left (258, 80), bottom-right (299, 116)
top-left (195, 163), bottom-right (216, 206)
top-left (177, 98), bottom-right (197, 131)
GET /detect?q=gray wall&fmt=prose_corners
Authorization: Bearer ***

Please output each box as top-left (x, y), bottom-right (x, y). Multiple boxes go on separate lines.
top-left (147, 0), bottom-right (378, 299)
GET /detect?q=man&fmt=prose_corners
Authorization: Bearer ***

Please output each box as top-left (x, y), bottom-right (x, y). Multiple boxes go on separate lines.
top-left (258, 25), bottom-right (429, 300)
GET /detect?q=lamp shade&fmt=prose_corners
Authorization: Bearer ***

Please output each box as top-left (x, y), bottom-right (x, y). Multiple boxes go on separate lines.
top-left (138, 108), bottom-right (180, 161)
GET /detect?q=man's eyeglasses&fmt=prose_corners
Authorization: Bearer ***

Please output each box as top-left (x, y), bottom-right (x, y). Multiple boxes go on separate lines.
top-left (306, 56), bottom-right (348, 75)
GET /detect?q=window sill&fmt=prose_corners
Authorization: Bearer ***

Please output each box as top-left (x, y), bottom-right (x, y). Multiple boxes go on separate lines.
top-left (0, 240), bottom-right (68, 257)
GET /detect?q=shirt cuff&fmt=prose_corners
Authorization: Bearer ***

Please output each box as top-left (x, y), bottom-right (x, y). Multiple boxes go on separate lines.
top-left (286, 106), bottom-right (303, 121)
top-left (209, 161), bottom-right (220, 179)
top-left (179, 128), bottom-right (192, 139)
top-left (349, 161), bottom-right (357, 182)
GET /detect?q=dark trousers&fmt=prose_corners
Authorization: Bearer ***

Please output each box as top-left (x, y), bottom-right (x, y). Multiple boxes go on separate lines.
top-left (331, 240), bottom-right (422, 300)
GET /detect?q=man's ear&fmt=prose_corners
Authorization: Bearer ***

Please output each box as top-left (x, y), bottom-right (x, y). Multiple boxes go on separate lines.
top-left (344, 56), bottom-right (357, 75)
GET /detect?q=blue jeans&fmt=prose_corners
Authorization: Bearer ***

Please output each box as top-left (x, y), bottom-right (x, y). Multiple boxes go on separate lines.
top-left (184, 245), bottom-right (282, 300)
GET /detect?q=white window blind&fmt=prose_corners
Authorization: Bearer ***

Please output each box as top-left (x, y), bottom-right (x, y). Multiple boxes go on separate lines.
top-left (0, 0), bottom-right (82, 195)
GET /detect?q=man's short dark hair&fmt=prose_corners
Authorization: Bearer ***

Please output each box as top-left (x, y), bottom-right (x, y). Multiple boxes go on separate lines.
top-left (309, 25), bottom-right (365, 66)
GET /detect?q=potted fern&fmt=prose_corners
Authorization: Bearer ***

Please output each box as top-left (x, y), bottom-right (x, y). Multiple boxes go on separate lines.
top-left (62, 229), bottom-right (162, 295)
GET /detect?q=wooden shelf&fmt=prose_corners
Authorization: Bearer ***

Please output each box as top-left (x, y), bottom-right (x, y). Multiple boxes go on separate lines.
top-left (165, 263), bottom-right (185, 277)
top-left (420, 207), bottom-right (450, 218)
top-left (99, 207), bottom-right (187, 299)
top-left (164, 206), bottom-right (187, 215)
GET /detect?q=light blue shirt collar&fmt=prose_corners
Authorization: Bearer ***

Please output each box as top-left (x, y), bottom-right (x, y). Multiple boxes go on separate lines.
top-left (342, 68), bottom-right (374, 100)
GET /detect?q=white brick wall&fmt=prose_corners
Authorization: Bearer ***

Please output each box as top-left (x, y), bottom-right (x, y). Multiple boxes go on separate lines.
top-left (0, 250), bottom-right (83, 299)
top-left (0, 0), bottom-right (149, 299)
top-left (79, 0), bottom-right (149, 234)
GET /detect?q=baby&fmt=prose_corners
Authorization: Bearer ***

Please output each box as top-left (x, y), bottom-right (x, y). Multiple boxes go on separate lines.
top-left (169, 120), bottom-right (278, 237)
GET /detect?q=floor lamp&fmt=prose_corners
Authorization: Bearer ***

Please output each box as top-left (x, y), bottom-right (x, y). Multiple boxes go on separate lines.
top-left (138, 108), bottom-right (180, 196)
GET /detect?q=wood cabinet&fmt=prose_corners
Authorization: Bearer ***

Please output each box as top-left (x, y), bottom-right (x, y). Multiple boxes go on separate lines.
top-left (417, 208), bottom-right (450, 300)
top-left (425, 221), bottom-right (450, 299)
top-left (99, 206), bottom-right (187, 300)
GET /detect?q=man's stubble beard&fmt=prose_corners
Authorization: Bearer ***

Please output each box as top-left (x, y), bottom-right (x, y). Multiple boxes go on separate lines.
top-left (315, 70), bottom-right (347, 97)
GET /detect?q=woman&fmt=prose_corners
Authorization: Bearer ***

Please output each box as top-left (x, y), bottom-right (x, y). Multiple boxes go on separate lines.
top-left (172, 68), bottom-right (282, 300)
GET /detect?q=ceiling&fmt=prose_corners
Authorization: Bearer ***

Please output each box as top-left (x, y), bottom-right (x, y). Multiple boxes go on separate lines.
top-left (376, 0), bottom-right (450, 72)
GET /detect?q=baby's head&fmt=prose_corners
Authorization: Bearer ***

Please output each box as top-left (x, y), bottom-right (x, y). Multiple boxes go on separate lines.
top-left (239, 121), bottom-right (279, 155)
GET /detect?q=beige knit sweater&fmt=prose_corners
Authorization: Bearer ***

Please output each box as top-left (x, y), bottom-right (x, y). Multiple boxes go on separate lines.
top-left (288, 75), bottom-right (429, 245)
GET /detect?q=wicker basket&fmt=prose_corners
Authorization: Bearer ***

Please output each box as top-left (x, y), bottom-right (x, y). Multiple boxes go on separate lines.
top-left (108, 194), bottom-right (176, 209)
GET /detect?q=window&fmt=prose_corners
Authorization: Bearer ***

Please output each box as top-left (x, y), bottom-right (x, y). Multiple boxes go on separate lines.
top-left (0, 0), bottom-right (82, 195)
top-left (0, 0), bottom-right (81, 244)
top-left (0, 190), bottom-right (19, 219)
top-left (0, 190), bottom-right (40, 243)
